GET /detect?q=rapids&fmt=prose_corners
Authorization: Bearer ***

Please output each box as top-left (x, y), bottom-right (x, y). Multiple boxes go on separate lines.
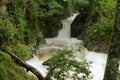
top-left (26, 13), bottom-right (108, 80)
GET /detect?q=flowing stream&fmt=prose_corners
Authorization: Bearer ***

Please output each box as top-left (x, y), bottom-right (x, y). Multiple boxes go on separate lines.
top-left (26, 13), bottom-right (108, 80)
top-left (57, 13), bottom-right (79, 38)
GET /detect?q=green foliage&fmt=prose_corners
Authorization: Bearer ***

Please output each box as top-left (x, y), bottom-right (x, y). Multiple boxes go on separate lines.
top-left (87, 0), bottom-right (116, 30)
top-left (104, 1), bottom-right (120, 79)
top-left (72, 0), bottom-right (116, 37)
top-left (0, 65), bottom-right (8, 80)
top-left (0, 9), bottom-right (8, 19)
top-left (43, 49), bottom-right (92, 80)
top-left (0, 50), bottom-right (35, 80)
top-left (7, 0), bottom-right (70, 41)
top-left (14, 43), bottom-right (33, 60)
top-left (72, 0), bottom-right (89, 12)
top-left (84, 17), bottom-right (113, 41)
top-left (91, 1), bottom-right (116, 37)
top-left (71, 0), bottom-right (117, 52)
top-left (38, 0), bottom-right (71, 37)
top-left (0, 18), bottom-right (16, 44)
top-left (0, 0), bottom-right (73, 79)
top-left (8, 0), bottom-right (39, 44)
top-left (39, 0), bottom-right (63, 18)
top-left (118, 70), bottom-right (120, 79)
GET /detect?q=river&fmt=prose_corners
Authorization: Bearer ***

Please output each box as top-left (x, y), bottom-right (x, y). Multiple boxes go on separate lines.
top-left (26, 13), bottom-right (108, 80)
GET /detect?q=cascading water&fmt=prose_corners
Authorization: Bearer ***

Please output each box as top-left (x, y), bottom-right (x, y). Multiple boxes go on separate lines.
top-left (58, 13), bottom-right (79, 38)
top-left (26, 13), bottom-right (108, 80)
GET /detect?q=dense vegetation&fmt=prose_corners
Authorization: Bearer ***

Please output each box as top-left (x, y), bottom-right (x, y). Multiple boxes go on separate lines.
top-left (0, 0), bottom-right (120, 80)
top-left (43, 49), bottom-right (91, 80)
top-left (103, 0), bottom-right (120, 79)
top-left (71, 0), bottom-right (117, 53)
top-left (0, 0), bottom-right (73, 79)
top-left (0, 50), bottom-right (35, 80)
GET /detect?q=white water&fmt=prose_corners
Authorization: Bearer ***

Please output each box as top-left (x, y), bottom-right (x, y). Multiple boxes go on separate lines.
top-left (26, 13), bottom-right (108, 80)
top-left (57, 13), bottom-right (79, 38)
top-left (86, 52), bottom-right (107, 80)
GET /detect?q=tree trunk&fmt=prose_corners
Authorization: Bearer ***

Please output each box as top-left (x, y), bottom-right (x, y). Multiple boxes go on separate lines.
top-left (1, 49), bottom-right (45, 80)
top-left (103, 0), bottom-right (120, 80)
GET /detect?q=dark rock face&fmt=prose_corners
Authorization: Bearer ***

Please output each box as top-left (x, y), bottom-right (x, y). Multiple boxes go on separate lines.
top-left (41, 16), bottom-right (63, 38)
top-left (71, 14), bottom-right (87, 38)
top-left (44, 21), bottom-right (62, 38)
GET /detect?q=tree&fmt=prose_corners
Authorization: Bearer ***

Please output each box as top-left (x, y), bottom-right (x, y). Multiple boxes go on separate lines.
top-left (103, 0), bottom-right (120, 80)
top-left (43, 49), bottom-right (91, 80)
top-left (1, 49), bottom-right (91, 80)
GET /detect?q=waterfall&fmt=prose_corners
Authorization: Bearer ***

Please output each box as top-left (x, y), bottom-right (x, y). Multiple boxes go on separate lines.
top-left (26, 13), bottom-right (110, 80)
top-left (57, 13), bottom-right (79, 38)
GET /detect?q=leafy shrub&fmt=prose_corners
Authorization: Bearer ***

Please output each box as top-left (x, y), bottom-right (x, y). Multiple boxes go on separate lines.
top-left (43, 49), bottom-right (92, 80)
top-left (85, 17), bottom-right (113, 41)
top-left (14, 43), bottom-right (33, 60)
top-left (8, 0), bottom-right (37, 44)
top-left (0, 19), bottom-right (16, 44)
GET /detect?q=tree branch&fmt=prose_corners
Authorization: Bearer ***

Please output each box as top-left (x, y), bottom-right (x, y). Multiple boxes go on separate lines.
top-left (1, 49), bottom-right (45, 80)
top-left (45, 66), bottom-right (56, 80)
